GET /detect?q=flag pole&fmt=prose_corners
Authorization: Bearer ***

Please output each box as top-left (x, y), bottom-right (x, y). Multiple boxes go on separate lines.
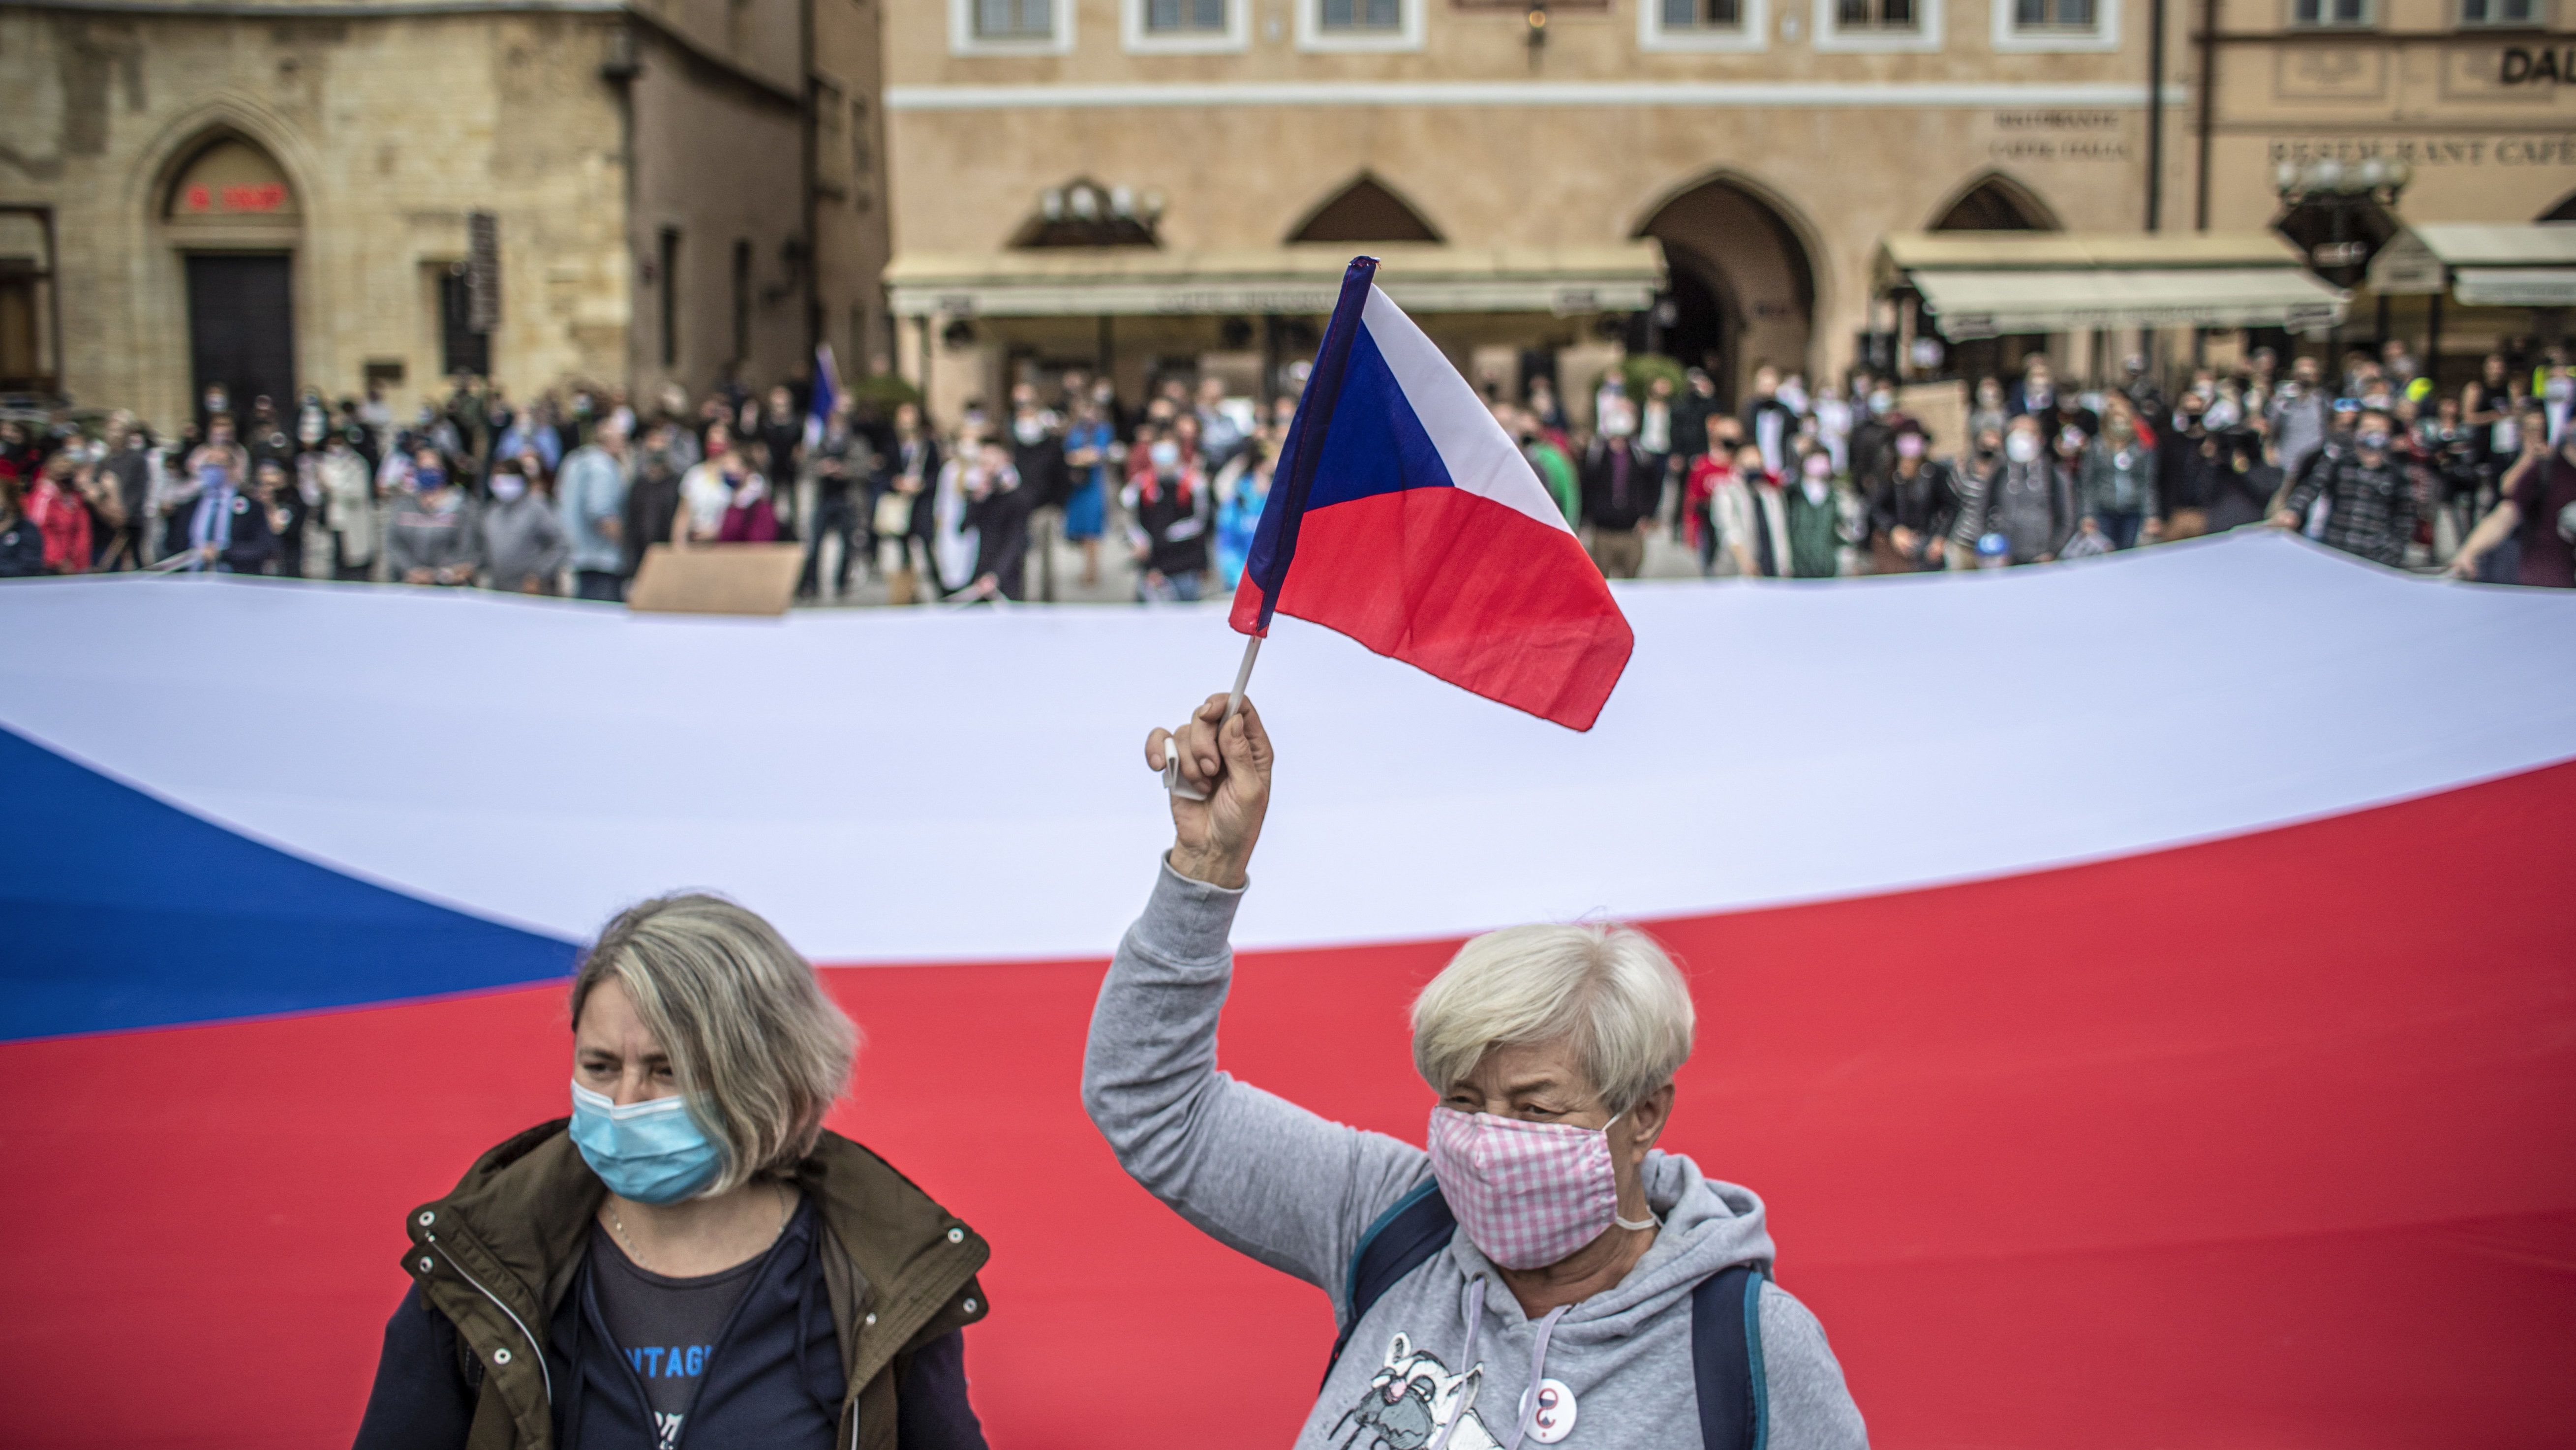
top-left (1166, 634), bottom-right (1262, 801)
top-left (1224, 634), bottom-right (1260, 721)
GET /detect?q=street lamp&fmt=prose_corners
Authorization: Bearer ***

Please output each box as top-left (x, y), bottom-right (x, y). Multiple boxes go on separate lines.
top-left (2275, 153), bottom-right (2411, 279)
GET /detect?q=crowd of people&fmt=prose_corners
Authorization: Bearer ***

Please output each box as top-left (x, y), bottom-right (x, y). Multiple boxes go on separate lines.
top-left (1494, 338), bottom-right (2575, 590)
top-left (4, 334), bottom-right (2571, 596)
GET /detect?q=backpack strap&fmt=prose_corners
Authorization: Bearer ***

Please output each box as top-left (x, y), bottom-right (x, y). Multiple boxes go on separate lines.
top-left (1691, 1261), bottom-right (1772, 1450)
top-left (1321, 1180), bottom-right (1455, 1387)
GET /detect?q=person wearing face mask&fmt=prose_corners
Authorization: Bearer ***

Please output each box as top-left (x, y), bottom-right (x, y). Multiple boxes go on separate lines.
top-left (97, 413), bottom-right (154, 571)
top-left (1844, 373), bottom-right (1900, 489)
top-left (2075, 396), bottom-right (2163, 551)
top-left (1579, 399), bottom-right (1663, 578)
top-left (477, 459), bottom-right (570, 594)
top-left (386, 450), bottom-right (481, 586)
top-left (1781, 446), bottom-right (1847, 577)
top-left (677, 423), bottom-right (743, 546)
top-left (352, 894), bottom-right (992, 1450)
top-left (1122, 433), bottom-right (1211, 602)
top-left (314, 427), bottom-right (381, 581)
top-left (2269, 356), bottom-right (2333, 485)
top-left (1959, 416), bottom-right (2076, 565)
top-left (2447, 408), bottom-right (2575, 588)
top-left (1086, 701), bottom-right (1867, 1450)
top-left (2272, 407), bottom-right (2418, 567)
top-left (1061, 395), bottom-right (1118, 588)
top-left (1713, 442), bottom-right (1792, 579)
top-left (1865, 422), bottom-right (1959, 573)
top-left (958, 437), bottom-right (1034, 602)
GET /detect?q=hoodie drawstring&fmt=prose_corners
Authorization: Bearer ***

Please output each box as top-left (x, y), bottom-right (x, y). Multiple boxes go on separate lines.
top-left (1424, 1276), bottom-right (1487, 1450)
top-left (1505, 1306), bottom-right (1571, 1450)
top-left (1424, 1277), bottom-right (1572, 1450)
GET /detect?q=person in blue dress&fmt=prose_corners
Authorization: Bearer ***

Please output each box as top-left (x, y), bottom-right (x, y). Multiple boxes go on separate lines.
top-left (1061, 395), bottom-right (1116, 589)
top-left (1213, 437), bottom-right (1273, 590)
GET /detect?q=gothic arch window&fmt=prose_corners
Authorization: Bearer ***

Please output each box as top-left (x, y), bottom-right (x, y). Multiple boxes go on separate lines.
top-left (164, 137), bottom-right (300, 231)
top-left (1287, 173), bottom-right (1442, 244)
top-left (1928, 172), bottom-right (2059, 232)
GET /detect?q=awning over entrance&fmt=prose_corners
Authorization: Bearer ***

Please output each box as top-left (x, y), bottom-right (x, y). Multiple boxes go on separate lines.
top-left (883, 242), bottom-right (1664, 319)
top-left (1879, 232), bottom-right (2348, 339)
top-left (2367, 223), bottom-right (2576, 303)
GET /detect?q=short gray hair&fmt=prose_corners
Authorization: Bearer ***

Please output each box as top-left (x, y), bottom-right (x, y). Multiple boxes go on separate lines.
top-left (571, 894), bottom-right (859, 1194)
top-left (1410, 923), bottom-right (1695, 1116)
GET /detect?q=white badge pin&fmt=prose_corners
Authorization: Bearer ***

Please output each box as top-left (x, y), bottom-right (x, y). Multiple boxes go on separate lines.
top-left (1524, 1377), bottom-right (1578, 1444)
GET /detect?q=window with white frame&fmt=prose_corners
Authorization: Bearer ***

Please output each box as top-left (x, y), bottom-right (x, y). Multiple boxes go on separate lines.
top-left (1666, 0), bottom-right (1746, 26)
top-left (1838, 0), bottom-right (1915, 27)
top-left (1321, 0), bottom-right (1402, 29)
top-left (1127, 0), bottom-right (1246, 50)
top-left (1300, 0), bottom-right (1420, 49)
top-left (2459, 0), bottom-right (2540, 25)
top-left (976, 0), bottom-right (1053, 38)
top-left (1642, 0), bottom-right (1765, 50)
top-left (1814, 0), bottom-right (1938, 50)
top-left (2015, 0), bottom-right (2093, 26)
top-left (1995, 0), bottom-right (2114, 50)
top-left (952, 0), bottom-right (1072, 54)
top-left (1147, 0), bottom-right (1227, 29)
top-left (2289, 0), bottom-right (2372, 25)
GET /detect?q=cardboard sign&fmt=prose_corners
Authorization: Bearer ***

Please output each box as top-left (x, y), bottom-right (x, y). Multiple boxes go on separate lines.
top-left (1901, 380), bottom-right (1971, 458)
top-left (627, 544), bottom-right (803, 616)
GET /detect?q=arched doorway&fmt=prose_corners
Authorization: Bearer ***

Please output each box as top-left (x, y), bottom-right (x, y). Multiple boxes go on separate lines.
top-left (1633, 176), bottom-right (1816, 408)
top-left (162, 135), bottom-right (301, 422)
top-left (1287, 173), bottom-right (1443, 244)
top-left (1927, 172), bottom-right (2058, 385)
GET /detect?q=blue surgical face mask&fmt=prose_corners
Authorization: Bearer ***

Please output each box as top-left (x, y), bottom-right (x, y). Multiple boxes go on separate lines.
top-left (569, 1079), bottom-right (725, 1204)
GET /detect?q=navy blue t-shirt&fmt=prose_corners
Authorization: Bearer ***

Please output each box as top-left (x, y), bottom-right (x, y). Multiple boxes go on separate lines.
top-left (588, 1216), bottom-right (763, 1447)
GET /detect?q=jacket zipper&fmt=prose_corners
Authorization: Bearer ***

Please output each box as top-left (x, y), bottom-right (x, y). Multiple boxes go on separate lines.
top-left (426, 1231), bottom-right (555, 1408)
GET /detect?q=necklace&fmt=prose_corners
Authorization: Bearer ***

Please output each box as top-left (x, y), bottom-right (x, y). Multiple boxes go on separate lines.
top-left (608, 1181), bottom-right (791, 1273)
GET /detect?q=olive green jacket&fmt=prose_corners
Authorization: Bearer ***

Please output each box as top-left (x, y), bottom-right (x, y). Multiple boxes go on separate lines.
top-left (400, 1122), bottom-right (989, 1450)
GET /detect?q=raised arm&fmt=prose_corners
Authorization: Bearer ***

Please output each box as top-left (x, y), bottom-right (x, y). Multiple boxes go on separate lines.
top-left (1081, 695), bottom-right (1432, 1315)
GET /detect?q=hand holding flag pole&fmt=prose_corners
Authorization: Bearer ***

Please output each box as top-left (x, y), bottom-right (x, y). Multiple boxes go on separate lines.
top-left (1157, 255), bottom-right (1634, 799)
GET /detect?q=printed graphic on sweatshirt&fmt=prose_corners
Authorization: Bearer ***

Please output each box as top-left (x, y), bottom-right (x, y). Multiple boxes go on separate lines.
top-left (1328, 1333), bottom-right (1500, 1450)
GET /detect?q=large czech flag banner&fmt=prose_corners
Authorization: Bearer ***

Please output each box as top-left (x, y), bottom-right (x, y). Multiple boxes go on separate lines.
top-left (1229, 257), bottom-right (1632, 730)
top-left (4, 537), bottom-right (2576, 1449)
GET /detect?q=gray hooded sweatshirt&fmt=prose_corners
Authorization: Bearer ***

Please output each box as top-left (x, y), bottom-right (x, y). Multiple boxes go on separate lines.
top-left (1084, 863), bottom-right (1869, 1450)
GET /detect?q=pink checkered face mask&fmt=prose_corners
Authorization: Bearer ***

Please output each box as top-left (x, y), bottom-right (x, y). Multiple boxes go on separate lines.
top-left (1426, 1105), bottom-right (1637, 1270)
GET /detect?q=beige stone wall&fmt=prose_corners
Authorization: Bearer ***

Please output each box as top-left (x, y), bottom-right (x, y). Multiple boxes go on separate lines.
top-left (814, 0), bottom-right (896, 377)
top-left (878, 0), bottom-right (2195, 393)
top-left (0, 9), bottom-right (633, 430)
top-left (2192, 0), bottom-right (2576, 365)
top-left (2197, 1), bottom-right (2576, 233)
top-left (624, 24), bottom-right (810, 395)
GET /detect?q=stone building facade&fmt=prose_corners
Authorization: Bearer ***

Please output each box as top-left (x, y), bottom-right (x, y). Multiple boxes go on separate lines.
top-left (0, 0), bottom-right (890, 429)
top-left (879, 0), bottom-right (2197, 415)
top-left (2193, 0), bottom-right (2576, 375)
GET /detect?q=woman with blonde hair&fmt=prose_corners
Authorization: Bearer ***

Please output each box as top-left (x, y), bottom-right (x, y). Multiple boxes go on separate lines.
top-left (353, 895), bottom-right (991, 1449)
top-left (1085, 699), bottom-right (1865, 1450)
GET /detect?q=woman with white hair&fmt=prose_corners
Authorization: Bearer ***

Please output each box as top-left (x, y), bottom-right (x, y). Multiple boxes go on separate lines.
top-left (1087, 699), bottom-right (1866, 1450)
top-left (354, 895), bottom-right (991, 1449)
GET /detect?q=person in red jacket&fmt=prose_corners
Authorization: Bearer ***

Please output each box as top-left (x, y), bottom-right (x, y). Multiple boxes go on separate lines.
top-left (27, 449), bottom-right (92, 574)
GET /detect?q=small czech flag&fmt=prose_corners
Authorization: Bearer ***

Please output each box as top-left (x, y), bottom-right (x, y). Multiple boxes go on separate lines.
top-left (1229, 258), bottom-right (1634, 731)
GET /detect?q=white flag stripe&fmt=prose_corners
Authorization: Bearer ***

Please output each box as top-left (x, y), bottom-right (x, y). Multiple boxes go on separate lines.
top-left (1360, 285), bottom-right (1572, 535)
